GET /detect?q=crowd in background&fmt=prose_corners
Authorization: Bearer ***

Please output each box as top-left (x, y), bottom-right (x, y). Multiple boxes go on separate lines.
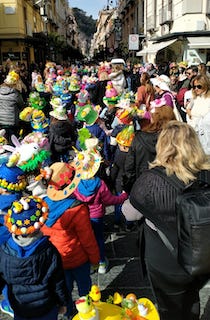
top-left (0, 57), bottom-right (210, 320)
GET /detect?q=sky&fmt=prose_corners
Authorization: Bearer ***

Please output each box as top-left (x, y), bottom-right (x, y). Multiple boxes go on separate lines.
top-left (69, 0), bottom-right (110, 19)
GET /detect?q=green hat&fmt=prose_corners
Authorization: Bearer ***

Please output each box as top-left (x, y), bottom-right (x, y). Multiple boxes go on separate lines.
top-left (77, 104), bottom-right (99, 125)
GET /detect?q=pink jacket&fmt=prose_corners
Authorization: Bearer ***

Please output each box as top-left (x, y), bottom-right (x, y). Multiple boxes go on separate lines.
top-left (73, 178), bottom-right (128, 219)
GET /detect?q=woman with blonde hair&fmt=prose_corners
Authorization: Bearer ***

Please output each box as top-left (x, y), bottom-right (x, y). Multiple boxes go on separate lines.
top-left (187, 74), bottom-right (210, 126)
top-left (136, 72), bottom-right (155, 111)
top-left (129, 121), bottom-right (210, 320)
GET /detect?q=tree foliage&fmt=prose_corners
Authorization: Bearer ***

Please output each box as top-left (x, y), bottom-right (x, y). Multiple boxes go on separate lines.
top-left (72, 8), bottom-right (96, 38)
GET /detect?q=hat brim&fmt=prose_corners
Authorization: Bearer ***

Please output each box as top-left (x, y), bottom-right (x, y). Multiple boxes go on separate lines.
top-left (47, 162), bottom-right (82, 201)
top-left (49, 111), bottom-right (68, 120)
top-left (73, 150), bottom-right (101, 180)
top-left (150, 78), bottom-right (170, 92)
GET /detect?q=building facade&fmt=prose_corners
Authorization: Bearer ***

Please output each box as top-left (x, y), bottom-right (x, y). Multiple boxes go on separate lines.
top-left (0, 0), bottom-right (79, 67)
top-left (93, 0), bottom-right (210, 65)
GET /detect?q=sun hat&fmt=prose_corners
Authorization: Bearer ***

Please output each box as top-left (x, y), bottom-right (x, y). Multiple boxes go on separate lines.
top-left (4, 70), bottom-right (19, 85)
top-left (76, 104), bottom-right (99, 125)
top-left (116, 125), bottom-right (135, 147)
top-left (5, 195), bottom-right (48, 235)
top-left (50, 97), bottom-right (67, 120)
top-left (111, 58), bottom-right (126, 65)
top-left (73, 148), bottom-right (102, 180)
top-left (0, 163), bottom-right (27, 193)
top-left (150, 75), bottom-right (171, 92)
top-left (47, 162), bottom-right (82, 201)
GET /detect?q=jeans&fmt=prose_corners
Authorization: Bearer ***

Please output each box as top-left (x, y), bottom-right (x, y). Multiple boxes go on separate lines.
top-left (91, 218), bottom-right (105, 262)
top-left (64, 261), bottom-right (91, 317)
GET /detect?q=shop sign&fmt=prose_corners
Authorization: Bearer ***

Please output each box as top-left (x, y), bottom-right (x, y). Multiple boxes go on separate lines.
top-left (2, 52), bottom-right (21, 61)
top-left (129, 34), bottom-right (139, 50)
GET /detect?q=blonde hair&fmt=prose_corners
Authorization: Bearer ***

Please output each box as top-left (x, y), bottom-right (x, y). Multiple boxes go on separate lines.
top-left (192, 75), bottom-right (210, 98)
top-left (150, 121), bottom-right (210, 184)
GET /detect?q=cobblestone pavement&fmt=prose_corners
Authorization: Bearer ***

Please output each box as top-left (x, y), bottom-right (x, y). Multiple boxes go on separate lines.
top-left (1, 207), bottom-right (210, 319)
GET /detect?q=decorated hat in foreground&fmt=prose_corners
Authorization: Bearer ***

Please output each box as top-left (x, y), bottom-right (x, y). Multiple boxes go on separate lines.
top-left (0, 163), bottom-right (27, 193)
top-left (5, 196), bottom-right (48, 235)
top-left (73, 138), bottom-right (102, 180)
top-left (4, 70), bottom-right (19, 85)
top-left (77, 104), bottom-right (99, 125)
top-left (47, 162), bottom-right (82, 201)
top-left (50, 97), bottom-right (67, 120)
top-left (4, 135), bottom-right (51, 172)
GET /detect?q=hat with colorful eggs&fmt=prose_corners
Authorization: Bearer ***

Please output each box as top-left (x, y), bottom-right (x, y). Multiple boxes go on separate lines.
top-left (5, 195), bottom-right (48, 235)
top-left (0, 163), bottom-right (27, 193)
top-left (73, 139), bottom-right (102, 180)
top-left (76, 104), bottom-right (99, 125)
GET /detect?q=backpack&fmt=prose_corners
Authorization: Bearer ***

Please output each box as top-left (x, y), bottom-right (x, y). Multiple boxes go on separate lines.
top-left (153, 167), bottom-right (210, 276)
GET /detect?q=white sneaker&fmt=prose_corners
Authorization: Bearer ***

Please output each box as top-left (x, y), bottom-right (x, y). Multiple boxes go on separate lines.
top-left (98, 259), bottom-right (109, 274)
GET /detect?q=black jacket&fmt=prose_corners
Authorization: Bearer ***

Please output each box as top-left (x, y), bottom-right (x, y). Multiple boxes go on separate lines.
top-left (122, 131), bottom-right (158, 192)
top-left (48, 120), bottom-right (77, 156)
top-left (0, 237), bottom-right (68, 318)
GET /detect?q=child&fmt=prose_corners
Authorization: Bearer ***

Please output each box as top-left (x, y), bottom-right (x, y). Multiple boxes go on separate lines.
top-left (0, 195), bottom-right (68, 320)
top-left (110, 125), bottom-right (135, 231)
top-left (48, 97), bottom-right (77, 163)
top-left (0, 163), bottom-right (28, 318)
top-left (42, 161), bottom-right (100, 319)
top-left (73, 137), bottom-right (128, 274)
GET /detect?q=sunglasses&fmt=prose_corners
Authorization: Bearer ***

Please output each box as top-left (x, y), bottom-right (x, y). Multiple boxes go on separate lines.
top-left (193, 85), bottom-right (203, 89)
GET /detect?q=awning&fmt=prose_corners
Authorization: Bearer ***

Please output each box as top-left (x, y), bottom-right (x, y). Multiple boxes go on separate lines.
top-left (137, 38), bottom-right (177, 56)
top-left (187, 37), bottom-right (210, 49)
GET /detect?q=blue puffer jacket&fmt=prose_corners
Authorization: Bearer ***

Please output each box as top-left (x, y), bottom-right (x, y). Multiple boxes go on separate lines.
top-left (0, 236), bottom-right (68, 318)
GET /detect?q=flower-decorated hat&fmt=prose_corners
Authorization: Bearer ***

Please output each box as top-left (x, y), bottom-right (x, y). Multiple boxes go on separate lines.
top-left (5, 196), bottom-right (48, 235)
top-left (76, 104), bottom-right (99, 125)
top-left (47, 162), bottom-right (82, 201)
top-left (150, 75), bottom-right (171, 92)
top-left (28, 92), bottom-right (47, 110)
top-left (0, 163), bottom-right (27, 193)
top-left (4, 70), bottom-right (19, 85)
top-left (116, 125), bottom-right (135, 147)
top-left (73, 138), bottom-right (102, 180)
top-left (50, 97), bottom-right (67, 120)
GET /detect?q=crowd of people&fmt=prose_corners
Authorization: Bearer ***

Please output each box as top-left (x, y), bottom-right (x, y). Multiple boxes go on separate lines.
top-left (0, 57), bottom-right (210, 320)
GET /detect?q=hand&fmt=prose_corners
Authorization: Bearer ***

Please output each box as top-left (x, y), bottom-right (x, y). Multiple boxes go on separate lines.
top-left (59, 306), bottom-right (67, 315)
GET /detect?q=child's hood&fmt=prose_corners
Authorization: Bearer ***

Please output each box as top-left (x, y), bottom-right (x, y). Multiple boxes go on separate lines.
top-left (74, 177), bottom-right (101, 201)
